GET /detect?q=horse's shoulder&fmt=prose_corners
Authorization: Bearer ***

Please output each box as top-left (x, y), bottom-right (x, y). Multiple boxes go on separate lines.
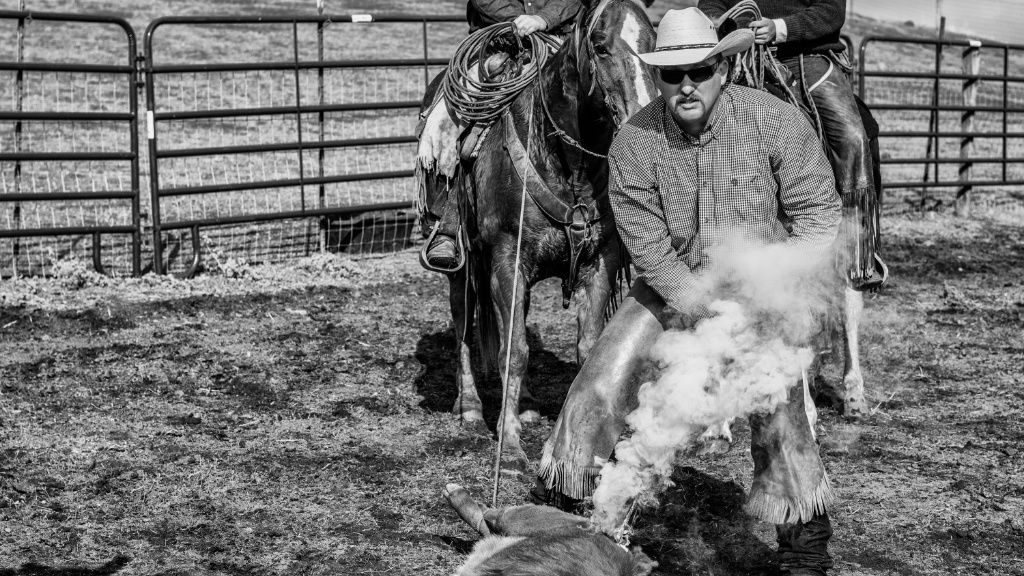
top-left (609, 98), bottom-right (664, 159)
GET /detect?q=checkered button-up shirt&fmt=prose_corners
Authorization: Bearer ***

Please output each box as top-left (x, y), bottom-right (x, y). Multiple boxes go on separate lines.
top-left (608, 84), bottom-right (841, 314)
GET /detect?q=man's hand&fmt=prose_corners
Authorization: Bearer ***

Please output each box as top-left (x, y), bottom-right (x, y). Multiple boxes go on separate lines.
top-left (749, 18), bottom-right (777, 44)
top-left (660, 304), bottom-right (716, 331)
top-left (513, 14), bottom-right (547, 36)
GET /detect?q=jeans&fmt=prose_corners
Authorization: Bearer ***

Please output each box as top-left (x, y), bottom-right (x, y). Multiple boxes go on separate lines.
top-left (777, 512), bottom-right (835, 574)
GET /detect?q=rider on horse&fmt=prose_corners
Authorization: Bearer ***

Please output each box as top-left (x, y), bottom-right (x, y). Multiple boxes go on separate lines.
top-left (699, 0), bottom-right (886, 291)
top-left (420, 0), bottom-right (584, 272)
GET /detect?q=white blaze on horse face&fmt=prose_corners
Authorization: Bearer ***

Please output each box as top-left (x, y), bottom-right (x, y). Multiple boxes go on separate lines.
top-left (619, 11), bottom-right (654, 108)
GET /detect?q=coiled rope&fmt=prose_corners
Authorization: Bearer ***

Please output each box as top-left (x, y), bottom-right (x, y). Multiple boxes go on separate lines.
top-left (442, 23), bottom-right (558, 125)
top-left (721, 0), bottom-right (801, 107)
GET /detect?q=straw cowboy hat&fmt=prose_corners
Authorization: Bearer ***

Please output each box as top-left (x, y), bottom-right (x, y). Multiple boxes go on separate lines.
top-left (638, 7), bottom-right (754, 68)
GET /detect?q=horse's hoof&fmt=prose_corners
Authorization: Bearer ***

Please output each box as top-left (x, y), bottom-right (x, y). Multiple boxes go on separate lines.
top-left (519, 409), bottom-right (542, 425)
top-left (697, 437), bottom-right (732, 456)
top-left (500, 448), bottom-right (530, 476)
top-left (842, 396), bottom-right (868, 420)
top-left (460, 409), bottom-right (485, 424)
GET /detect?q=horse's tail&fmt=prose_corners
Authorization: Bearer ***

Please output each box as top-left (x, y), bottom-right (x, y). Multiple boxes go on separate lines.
top-left (470, 250), bottom-right (503, 373)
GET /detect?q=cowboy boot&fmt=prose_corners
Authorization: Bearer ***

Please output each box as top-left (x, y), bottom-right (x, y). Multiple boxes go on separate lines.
top-left (425, 234), bottom-right (459, 270)
top-left (776, 512), bottom-right (834, 576)
top-left (528, 476), bottom-right (583, 514)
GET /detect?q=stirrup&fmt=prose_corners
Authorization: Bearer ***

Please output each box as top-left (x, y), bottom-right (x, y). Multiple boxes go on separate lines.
top-left (419, 221), bottom-right (466, 274)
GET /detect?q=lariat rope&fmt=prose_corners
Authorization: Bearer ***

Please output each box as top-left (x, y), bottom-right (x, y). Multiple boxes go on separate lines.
top-left (443, 23), bottom-right (558, 125)
top-left (492, 100), bottom-right (535, 508)
top-left (721, 0), bottom-right (801, 106)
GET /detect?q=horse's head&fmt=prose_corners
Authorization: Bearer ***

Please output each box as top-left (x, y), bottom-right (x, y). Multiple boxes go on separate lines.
top-left (573, 0), bottom-right (658, 128)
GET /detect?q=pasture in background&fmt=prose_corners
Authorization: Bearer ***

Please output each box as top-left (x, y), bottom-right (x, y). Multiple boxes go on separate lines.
top-left (2, 0), bottom-right (1023, 278)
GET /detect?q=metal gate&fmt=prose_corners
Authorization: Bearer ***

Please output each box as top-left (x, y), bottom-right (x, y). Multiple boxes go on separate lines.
top-left (0, 10), bottom-right (141, 277)
top-left (143, 15), bottom-right (464, 275)
top-left (859, 35), bottom-right (1024, 211)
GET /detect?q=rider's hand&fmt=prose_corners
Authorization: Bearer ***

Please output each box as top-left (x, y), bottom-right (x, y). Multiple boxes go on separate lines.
top-left (749, 18), bottom-right (777, 44)
top-left (513, 14), bottom-right (548, 36)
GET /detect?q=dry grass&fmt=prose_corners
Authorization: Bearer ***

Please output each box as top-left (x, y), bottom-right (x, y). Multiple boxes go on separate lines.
top-left (1, 207), bottom-right (1023, 575)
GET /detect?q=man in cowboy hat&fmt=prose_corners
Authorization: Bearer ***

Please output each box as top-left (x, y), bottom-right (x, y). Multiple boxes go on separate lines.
top-left (533, 7), bottom-right (840, 575)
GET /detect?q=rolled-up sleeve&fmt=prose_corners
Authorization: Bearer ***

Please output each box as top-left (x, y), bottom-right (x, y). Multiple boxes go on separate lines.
top-left (770, 108), bottom-right (841, 251)
top-left (608, 137), bottom-right (705, 313)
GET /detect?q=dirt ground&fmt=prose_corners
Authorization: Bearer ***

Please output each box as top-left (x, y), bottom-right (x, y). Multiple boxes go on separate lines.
top-left (1, 207), bottom-right (1023, 576)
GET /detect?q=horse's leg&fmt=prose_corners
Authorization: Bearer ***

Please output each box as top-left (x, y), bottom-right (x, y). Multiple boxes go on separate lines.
top-left (450, 267), bottom-right (484, 425)
top-left (841, 286), bottom-right (868, 418)
top-left (517, 290), bottom-right (542, 425)
top-left (575, 240), bottom-right (623, 366)
top-left (490, 251), bottom-right (531, 473)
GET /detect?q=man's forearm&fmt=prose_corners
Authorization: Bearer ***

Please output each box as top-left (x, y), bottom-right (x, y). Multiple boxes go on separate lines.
top-left (781, 0), bottom-right (845, 43)
top-left (537, 0), bottom-right (582, 30)
top-left (470, 0), bottom-right (524, 23)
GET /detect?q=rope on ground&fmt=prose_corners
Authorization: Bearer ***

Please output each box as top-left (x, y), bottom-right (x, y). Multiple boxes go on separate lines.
top-left (442, 23), bottom-right (557, 125)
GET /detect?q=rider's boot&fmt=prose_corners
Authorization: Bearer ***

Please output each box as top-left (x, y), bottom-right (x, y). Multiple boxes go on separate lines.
top-left (425, 233), bottom-right (459, 270)
top-left (421, 170), bottom-right (465, 273)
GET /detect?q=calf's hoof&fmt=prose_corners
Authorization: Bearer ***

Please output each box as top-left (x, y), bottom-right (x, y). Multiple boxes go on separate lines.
top-left (443, 483), bottom-right (491, 536)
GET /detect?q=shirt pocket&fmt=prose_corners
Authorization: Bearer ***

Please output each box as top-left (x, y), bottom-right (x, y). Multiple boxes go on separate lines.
top-left (720, 172), bottom-right (776, 224)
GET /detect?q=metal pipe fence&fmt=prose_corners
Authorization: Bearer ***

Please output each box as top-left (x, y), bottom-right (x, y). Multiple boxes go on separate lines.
top-left (143, 14), bottom-right (465, 276)
top-left (1, 11), bottom-right (1023, 277)
top-left (858, 35), bottom-right (1024, 212)
top-left (0, 10), bottom-right (141, 278)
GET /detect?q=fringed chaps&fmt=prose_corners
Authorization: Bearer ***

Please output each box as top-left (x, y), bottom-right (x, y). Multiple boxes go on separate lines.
top-left (539, 279), bottom-right (836, 524)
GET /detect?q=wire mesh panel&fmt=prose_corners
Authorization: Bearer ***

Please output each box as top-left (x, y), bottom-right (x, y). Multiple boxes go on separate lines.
top-left (859, 36), bottom-right (1024, 211)
top-left (144, 14), bottom-right (464, 275)
top-left (0, 11), bottom-right (140, 277)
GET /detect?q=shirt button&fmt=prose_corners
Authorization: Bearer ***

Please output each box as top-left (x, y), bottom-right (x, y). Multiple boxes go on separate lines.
top-left (731, 178), bottom-right (738, 186)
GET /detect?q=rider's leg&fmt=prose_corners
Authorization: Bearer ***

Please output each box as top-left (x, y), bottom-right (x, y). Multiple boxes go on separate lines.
top-left (535, 278), bottom-right (668, 507)
top-left (786, 54), bottom-right (880, 288)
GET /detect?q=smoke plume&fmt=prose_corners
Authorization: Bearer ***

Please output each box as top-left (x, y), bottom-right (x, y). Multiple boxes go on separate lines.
top-left (591, 240), bottom-right (839, 537)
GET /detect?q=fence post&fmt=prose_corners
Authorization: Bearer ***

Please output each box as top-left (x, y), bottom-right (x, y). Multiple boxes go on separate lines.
top-left (957, 40), bottom-right (981, 217)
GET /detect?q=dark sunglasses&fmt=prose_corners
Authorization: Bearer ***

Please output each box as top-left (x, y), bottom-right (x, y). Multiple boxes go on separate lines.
top-left (658, 64), bottom-right (717, 85)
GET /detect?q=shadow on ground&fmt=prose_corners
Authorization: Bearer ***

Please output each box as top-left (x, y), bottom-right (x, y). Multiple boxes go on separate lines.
top-left (413, 328), bottom-right (578, 430)
top-left (0, 556), bottom-right (129, 576)
top-left (635, 467), bottom-right (778, 576)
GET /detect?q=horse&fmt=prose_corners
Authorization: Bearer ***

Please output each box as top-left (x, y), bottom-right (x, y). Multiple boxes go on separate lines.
top-left (418, 0), bottom-right (658, 472)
